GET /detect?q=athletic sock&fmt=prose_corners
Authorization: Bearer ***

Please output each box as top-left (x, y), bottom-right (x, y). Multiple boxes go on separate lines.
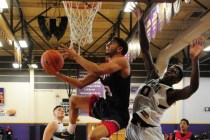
top-left (67, 123), bottom-right (76, 134)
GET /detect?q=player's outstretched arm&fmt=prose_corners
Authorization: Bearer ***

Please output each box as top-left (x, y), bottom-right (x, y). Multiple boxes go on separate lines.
top-left (187, 37), bottom-right (204, 92)
top-left (54, 72), bottom-right (99, 89)
top-left (132, 4), bottom-right (159, 81)
top-left (169, 37), bottom-right (205, 102)
top-left (43, 60), bottom-right (99, 88)
top-left (59, 44), bottom-right (129, 77)
top-left (59, 44), bottom-right (101, 75)
top-left (43, 121), bottom-right (57, 140)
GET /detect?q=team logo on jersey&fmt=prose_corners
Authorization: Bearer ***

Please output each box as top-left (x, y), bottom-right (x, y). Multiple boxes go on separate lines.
top-left (139, 79), bottom-right (161, 96)
top-left (140, 110), bottom-right (149, 119)
top-left (139, 86), bottom-right (151, 96)
top-left (146, 79), bottom-right (161, 92)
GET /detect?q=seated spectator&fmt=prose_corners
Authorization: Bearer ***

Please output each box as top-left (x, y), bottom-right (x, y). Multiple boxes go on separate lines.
top-left (172, 118), bottom-right (196, 140)
top-left (43, 105), bottom-right (66, 140)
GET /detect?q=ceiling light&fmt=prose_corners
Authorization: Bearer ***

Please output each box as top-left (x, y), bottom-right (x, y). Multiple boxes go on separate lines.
top-left (0, 41), bottom-right (2, 47)
top-left (185, 0), bottom-right (191, 3)
top-left (0, 0), bottom-right (8, 9)
top-left (124, 2), bottom-right (137, 12)
top-left (31, 64), bottom-right (38, 69)
top-left (204, 46), bottom-right (210, 52)
top-left (13, 63), bottom-right (22, 69)
top-left (8, 40), bottom-right (12, 45)
top-left (19, 40), bottom-right (28, 48)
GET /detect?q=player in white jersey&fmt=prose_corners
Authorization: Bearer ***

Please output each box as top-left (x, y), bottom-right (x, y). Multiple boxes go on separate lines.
top-left (43, 105), bottom-right (66, 140)
top-left (125, 4), bottom-right (205, 140)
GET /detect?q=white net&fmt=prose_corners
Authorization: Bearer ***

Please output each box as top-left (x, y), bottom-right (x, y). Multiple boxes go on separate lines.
top-left (128, 33), bottom-right (141, 63)
top-left (63, 1), bottom-right (102, 53)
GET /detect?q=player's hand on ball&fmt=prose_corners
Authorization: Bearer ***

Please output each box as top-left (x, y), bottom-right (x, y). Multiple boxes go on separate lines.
top-left (43, 66), bottom-right (57, 75)
top-left (59, 44), bottom-right (78, 60)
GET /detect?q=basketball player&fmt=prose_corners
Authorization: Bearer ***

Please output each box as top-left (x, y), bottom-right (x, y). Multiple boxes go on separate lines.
top-left (43, 105), bottom-right (66, 140)
top-left (48, 37), bottom-right (131, 140)
top-left (125, 5), bottom-right (205, 140)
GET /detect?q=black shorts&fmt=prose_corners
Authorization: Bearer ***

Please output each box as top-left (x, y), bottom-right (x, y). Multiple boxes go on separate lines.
top-left (89, 94), bottom-right (129, 129)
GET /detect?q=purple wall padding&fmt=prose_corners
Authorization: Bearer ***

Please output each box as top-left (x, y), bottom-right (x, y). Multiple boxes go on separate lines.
top-left (0, 123), bottom-right (209, 140)
top-left (0, 124), bottom-right (29, 140)
top-left (161, 124), bottom-right (210, 136)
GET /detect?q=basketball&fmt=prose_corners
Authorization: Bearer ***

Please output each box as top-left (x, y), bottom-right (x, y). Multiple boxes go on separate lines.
top-left (41, 50), bottom-right (64, 74)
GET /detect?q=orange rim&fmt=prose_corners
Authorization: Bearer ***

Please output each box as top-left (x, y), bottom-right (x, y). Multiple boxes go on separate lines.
top-left (64, 3), bottom-right (99, 10)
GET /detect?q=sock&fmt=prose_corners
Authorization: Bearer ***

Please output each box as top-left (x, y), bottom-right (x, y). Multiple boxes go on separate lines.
top-left (67, 123), bottom-right (76, 134)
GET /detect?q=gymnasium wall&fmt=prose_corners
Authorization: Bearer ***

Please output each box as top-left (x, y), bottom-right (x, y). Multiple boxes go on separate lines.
top-left (0, 76), bottom-right (209, 123)
top-left (0, 82), bottom-right (101, 123)
top-left (182, 78), bottom-right (210, 122)
top-left (0, 68), bottom-right (210, 139)
top-left (161, 78), bottom-right (210, 124)
top-left (0, 71), bottom-right (186, 124)
top-left (0, 82), bottom-right (32, 123)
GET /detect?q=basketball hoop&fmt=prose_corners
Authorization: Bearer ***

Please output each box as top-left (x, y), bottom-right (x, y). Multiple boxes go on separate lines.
top-left (63, 1), bottom-right (102, 54)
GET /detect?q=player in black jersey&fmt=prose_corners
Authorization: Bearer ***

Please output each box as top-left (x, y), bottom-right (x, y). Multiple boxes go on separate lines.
top-left (48, 37), bottom-right (131, 140)
top-left (125, 4), bottom-right (205, 140)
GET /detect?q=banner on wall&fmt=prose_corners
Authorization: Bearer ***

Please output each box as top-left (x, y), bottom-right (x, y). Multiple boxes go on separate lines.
top-left (0, 107), bottom-right (16, 117)
top-left (76, 70), bottom-right (104, 115)
top-left (77, 71), bottom-right (104, 97)
top-left (0, 88), bottom-right (4, 106)
top-left (61, 98), bottom-right (69, 116)
top-left (145, 6), bottom-right (158, 41)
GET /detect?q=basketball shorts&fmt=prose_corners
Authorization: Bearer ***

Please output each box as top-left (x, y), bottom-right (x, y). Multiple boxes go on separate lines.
top-left (125, 123), bottom-right (164, 140)
top-left (88, 94), bottom-right (129, 135)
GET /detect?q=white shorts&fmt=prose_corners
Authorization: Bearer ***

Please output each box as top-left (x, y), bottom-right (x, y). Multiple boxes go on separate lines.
top-left (125, 123), bottom-right (164, 140)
